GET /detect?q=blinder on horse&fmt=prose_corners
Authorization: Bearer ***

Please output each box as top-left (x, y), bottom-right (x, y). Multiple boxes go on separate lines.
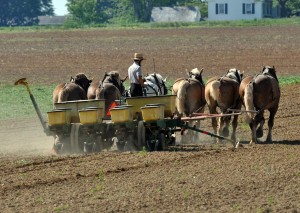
top-left (142, 73), bottom-right (168, 96)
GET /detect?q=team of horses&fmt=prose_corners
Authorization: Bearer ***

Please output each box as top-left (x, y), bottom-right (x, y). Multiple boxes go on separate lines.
top-left (52, 65), bottom-right (280, 145)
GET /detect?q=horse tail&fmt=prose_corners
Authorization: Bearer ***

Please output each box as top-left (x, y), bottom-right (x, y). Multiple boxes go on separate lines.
top-left (210, 80), bottom-right (221, 101)
top-left (176, 81), bottom-right (189, 115)
top-left (244, 83), bottom-right (255, 123)
top-left (57, 89), bottom-right (68, 103)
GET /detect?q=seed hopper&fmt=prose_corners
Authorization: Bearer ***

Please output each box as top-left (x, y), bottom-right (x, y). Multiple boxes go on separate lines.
top-left (15, 78), bottom-right (240, 155)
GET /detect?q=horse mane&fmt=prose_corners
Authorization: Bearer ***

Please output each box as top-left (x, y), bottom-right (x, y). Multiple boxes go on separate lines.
top-left (189, 68), bottom-right (204, 86)
top-left (71, 73), bottom-right (91, 92)
top-left (262, 66), bottom-right (279, 83)
top-left (101, 71), bottom-right (124, 94)
top-left (226, 68), bottom-right (243, 83)
top-left (75, 73), bottom-right (88, 80)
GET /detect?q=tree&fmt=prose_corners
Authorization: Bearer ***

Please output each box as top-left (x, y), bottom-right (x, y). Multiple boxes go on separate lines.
top-left (286, 0), bottom-right (300, 16)
top-left (0, 0), bottom-right (54, 26)
top-left (277, 0), bottom-right (289, 17)
top-left (130, 0), bottom-right (153, 22)
top-left (66, 0), bottom-right (209, 24)
top-left (274, 0), bottom-right (300, 17)
top-left (67, 0), bottom-right (102, 24)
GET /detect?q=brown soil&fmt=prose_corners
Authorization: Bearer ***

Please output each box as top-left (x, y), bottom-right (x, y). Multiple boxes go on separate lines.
top-left (0, 26), bottom-right (300, 213)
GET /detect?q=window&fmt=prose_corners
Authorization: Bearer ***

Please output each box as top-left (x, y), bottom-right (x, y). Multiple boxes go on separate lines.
top-left (243, 3), bottom-right (255, 14)
top-left (263, 2), bottom-right (272, 17)
top-left (215, 3), bottom-right (228, 14)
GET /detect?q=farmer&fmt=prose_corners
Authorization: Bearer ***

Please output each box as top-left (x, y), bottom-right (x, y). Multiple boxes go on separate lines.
top-left (128, 53), bottom-right (145, 97)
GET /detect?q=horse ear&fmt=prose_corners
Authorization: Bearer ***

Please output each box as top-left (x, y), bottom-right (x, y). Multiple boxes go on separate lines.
top-left (200, 68), bottom-right (204, 74)
top-left (70, 76), bottom-right (74, 82)
top-left (164, 77), bottom-right (167, 82)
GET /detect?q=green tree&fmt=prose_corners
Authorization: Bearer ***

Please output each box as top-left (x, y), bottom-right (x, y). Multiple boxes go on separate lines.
top-left (67, 0), bottom-right (102, 24)
top-left (0, 0), bottom-right (54, 26)
top-left (286, 0), bottom-right (300, 16)
top-left (66, 0), bottom-right (208, 24)
top-left (273, 0), bottom-right (300, 17)
top-left (277, 0), bottom-right (289, 17)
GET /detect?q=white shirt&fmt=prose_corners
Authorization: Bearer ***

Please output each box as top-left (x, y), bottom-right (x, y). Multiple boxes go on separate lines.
top-left (128, 62), bottom-right (142, 84)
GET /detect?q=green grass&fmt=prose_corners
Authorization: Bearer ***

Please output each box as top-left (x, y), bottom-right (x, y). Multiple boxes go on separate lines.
top-left (0, 84), bottom-right (55, 120)
top-left (0, 75), bottom-right (299, 121)
top-left (0, 17), bottom-right (300, 33)
top-left (278, 75), bottom-right (300, 85)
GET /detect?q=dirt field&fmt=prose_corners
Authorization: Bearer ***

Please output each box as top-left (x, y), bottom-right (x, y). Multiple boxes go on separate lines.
top-left (0, 26), bottom-right (300, 212)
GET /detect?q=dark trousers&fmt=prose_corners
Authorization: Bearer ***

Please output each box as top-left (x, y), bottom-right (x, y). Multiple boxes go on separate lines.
top-left (130, 83), bottom-right (143, 97)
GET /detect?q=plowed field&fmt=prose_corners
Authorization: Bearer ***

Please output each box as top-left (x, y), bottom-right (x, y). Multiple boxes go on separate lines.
top-left (0, 26), bottom-right (299, 213)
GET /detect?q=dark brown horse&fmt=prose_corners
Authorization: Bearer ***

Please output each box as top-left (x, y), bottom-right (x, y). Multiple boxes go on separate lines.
top-left (172, 68), bottom-right (206, 142)
top-left (240, 65), bottom-right (280, 144)
top-left (205, 68), bottom-right (243, 143)
top-left (92, 71), bottom-right (127, 116)
top-left (52, 73), bottom-right (92, 104)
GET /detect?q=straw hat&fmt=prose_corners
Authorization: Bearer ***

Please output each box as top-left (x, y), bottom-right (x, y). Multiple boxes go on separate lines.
top-left (132, 53), bottom-right (145, 61)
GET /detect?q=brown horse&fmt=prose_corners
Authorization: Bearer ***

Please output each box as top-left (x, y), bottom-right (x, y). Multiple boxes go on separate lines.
top-left (205, 68), bottom-right (243, 143)
top-left (93, 71), bottom-right (127, 116)
top-left (52, 73), bottom-right (92, 104)
top-left (240, 65), bottom-right (280, 144)
top-left (172, 68), bottom-right (206, 142)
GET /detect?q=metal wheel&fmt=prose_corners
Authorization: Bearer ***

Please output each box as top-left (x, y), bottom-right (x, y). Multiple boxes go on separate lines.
top-left (137, 121), bottom-right (146, 151)
top-left (53, 134), bottom-right (70, 155)
top-left (125, 134), bottom-right (135, 151)
top-left (93, 135), bottom-right (104, 152)
top-left (116, 139), bottom-right (125, 151)
top-left (156, 132), bottom-right (166, 151)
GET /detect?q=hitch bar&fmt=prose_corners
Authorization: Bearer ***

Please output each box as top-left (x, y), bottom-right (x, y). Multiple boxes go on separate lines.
top-left (180, 123), bottom-right (239, 149)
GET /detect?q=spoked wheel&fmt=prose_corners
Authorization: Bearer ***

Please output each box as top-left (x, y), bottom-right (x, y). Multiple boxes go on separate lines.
top-left (125, 134), bottom-right (135, 151)
top-left (92, 135), bottom-right (104, 152)
top-left (136, 121), bottom-right (146, 151)
top-left (156, 132), bottom-right (166, 151)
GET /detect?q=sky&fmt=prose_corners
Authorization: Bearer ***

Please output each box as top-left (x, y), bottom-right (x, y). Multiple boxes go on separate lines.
top-left (52, 0), bottom-right (68, 16)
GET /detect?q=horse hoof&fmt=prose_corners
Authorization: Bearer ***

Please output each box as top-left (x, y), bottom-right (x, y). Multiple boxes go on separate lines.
top-left (266, 137), bottom-right (272, 143)
top-left (222, 128), bottom-right (229, 137)
top-left (256, 129), bottom-right (263, 138)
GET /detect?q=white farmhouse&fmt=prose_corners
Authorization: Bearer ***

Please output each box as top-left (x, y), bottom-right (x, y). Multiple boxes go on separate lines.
top-left (207, 0), bottom-right (278, 21)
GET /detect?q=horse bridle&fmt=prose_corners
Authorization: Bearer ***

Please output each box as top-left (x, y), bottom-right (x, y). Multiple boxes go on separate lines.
top-left (262, 66), bottom-right (278, 82)
top-left (148, 73), bottom-right (167, 95)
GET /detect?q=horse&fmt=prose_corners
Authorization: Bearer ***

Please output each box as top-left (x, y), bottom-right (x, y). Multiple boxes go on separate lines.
top-left (142, 73), bottom-right (168, 96)
top-left (240, 65), bottom-right (280, 144)
top-left (171, 68), bottom-right (206, 142)
top-left (52, 73), bottom-right (92, 104)
top-left (205, 68), bottom-right (243, 143)
top-left (94, 71), bottom-right (127, 116)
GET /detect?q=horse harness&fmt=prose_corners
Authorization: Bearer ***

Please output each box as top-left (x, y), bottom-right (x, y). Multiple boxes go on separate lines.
top-left (216, 75), bottom-right (242, 113)
top-left (101, 75), bottom-right (121, 92)
top-left (247, 73), bottom-right (280, 114)
top-left (149, 73), bottom-right (167, 95)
